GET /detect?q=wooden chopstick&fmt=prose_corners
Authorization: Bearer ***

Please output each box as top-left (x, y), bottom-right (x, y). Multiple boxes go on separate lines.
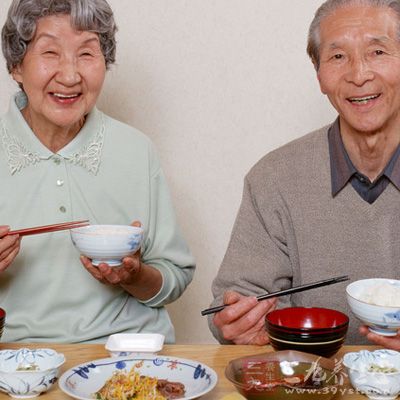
top-left (7, 220), bottom-right (90, 236)
top-left (201, 275), bottom-right (350, 316)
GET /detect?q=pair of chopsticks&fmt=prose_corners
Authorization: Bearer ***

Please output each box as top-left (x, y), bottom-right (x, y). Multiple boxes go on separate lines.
top-left (7, 220), bottom-right (89, 237)
top-left (201, 275), bottom-right (350, 316)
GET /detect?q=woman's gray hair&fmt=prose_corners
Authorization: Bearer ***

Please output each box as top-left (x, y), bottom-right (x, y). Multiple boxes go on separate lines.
top-left (307, 0), bottom-right (400, 69)
top-left (2, 0), bottom-right (117, 73)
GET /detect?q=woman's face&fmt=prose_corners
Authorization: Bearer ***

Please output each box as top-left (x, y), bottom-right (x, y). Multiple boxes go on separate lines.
top-left (12, 14), bottom-right (106, 134)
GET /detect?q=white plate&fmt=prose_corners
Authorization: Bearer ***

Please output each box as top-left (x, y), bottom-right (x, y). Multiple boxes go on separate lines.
top-left (105, 333), bottom-right (165, 357)
top-left (58, 355), bottom-right (218, 400)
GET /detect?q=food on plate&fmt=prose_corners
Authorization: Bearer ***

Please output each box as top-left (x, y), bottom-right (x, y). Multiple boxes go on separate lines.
top-left (367, 363), bottom-right (398, 373)
top-left (357, 282), bottom-right (400, 307)
top-left (16, 362), bottom-right (39, 371)
top-left (94, 366), bottom-right (185, 400)
top-left (241, 360), bottom-right (326, 389)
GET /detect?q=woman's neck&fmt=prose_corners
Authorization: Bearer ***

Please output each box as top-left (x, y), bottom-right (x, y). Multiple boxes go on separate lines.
top-left (21, 107), bottom-right (84, 153)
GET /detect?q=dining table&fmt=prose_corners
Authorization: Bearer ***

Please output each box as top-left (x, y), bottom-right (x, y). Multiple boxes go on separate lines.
top-left (0, 342), bottom-right (381, 399)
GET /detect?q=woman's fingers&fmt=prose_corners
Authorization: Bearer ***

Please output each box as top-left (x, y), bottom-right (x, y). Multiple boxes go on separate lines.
top-left (0, 226), bottom-right (10, 238)
top-left (0, 243), bottom-right (20, 272)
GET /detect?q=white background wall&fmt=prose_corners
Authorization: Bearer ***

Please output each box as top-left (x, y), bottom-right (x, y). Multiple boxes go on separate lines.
top-left (0, 0), bottom-right (336, 343)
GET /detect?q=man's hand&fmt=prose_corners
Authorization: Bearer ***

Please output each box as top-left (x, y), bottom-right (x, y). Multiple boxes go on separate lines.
top-left (213, 290), bottom-right (277, 345)
top-left (359, 325), bottom-right (400, 350)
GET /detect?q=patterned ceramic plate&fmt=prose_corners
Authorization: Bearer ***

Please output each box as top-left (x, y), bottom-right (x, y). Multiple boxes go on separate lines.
top-left (58, 355), bottom-right (218, 400)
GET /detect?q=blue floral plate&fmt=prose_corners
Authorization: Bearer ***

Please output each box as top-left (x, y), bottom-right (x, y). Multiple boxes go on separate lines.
top-left (58, 355), bottom-right (218, 399)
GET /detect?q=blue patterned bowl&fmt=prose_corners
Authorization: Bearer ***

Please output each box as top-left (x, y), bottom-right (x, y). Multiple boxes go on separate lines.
top-left (0, 348), bottom-right (65, 398)
top-left (346, 279), bottom-right (400, 336)
top-left (70, 224), bottom-right (144, 267)
top-left (343, 350), bottom-right (400, 400)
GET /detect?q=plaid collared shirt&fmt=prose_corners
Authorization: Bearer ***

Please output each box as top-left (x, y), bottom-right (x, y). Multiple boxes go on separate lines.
top-left (328, 118), bottom-right (400, 204)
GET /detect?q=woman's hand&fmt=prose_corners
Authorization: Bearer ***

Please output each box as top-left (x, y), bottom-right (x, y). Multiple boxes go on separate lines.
top-left (0, 226), bottom-right (21, 272)
top-left (212, 291), bottom-right (277, 345)
top-left (80, 221), bottom-right (163, 300)
top-left (80, 250), bottom-right (142, 286)
top-left (359, 325), bottom-right (400, 350)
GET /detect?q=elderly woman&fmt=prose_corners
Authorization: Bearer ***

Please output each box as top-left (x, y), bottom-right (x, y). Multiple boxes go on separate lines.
top-left (0, 0), bottom-right (195, 343)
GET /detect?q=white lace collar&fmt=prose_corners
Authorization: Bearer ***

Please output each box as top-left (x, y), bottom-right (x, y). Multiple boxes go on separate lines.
top-left (0, 92), bottom-right (104, 175)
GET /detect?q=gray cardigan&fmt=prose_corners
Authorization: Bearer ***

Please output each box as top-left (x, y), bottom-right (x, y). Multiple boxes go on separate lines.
top-left (209, 125), bottom-right (400, 344)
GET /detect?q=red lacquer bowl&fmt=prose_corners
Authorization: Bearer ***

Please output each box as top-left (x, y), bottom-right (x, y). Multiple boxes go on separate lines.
top-left (0, 308), bottom-right (6, 339)
top-left (265, 307), bottom-right (349, 358)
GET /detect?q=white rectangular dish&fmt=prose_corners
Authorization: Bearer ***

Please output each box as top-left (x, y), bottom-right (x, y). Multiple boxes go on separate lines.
top-left (105, 333), bottom-right (165, 357)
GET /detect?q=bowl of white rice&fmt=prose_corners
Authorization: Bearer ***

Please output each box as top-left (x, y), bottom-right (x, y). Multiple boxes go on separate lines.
top-left (70, 224), bottom-right (144, 267)
top-left (346, 278), bottom-right (400, 336)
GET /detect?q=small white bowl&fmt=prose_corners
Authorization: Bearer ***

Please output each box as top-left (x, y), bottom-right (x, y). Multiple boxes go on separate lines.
top-left (346, 279), bottom-right (400, 336)
top-left (343, 349), bottom-right (400, 400)
top-left (105, 333), bottom-right (165, 357)
top-left (70, 224), bottom-right (144, 267)
top-left (0, 348), bottom-right (65, 398)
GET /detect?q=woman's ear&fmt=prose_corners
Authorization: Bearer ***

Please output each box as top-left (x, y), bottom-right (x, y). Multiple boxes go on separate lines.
top-left (11, 65), bottom-right (23, 84)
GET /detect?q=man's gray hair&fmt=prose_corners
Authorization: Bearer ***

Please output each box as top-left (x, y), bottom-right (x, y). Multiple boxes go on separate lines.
top-left (1, 0), bottom-right (117, 73)
top-left (307, 0), bottom-right (400, 69)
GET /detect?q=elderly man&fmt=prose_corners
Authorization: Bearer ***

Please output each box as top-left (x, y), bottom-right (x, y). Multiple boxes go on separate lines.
top-left (208, 0), bottom-right (400, 349)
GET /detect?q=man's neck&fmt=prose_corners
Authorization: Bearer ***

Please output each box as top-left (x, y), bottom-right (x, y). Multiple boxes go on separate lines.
top-left (341, 127), bottom-right (400, 182)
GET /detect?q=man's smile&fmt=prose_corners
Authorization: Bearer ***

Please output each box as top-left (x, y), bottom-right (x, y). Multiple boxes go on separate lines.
top-left (347, 94), bottom-right (381, 104)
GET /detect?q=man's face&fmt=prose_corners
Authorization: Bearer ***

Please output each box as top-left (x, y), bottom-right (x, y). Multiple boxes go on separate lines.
top-left (317, 5), bottom-right (400, 137)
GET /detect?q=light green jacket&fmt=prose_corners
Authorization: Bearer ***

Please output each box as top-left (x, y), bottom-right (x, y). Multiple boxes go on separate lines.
top-left (0, 92), bottom-right (195, 343)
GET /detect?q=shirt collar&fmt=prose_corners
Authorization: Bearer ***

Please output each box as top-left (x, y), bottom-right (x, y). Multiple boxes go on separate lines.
top-left (329, 117), bottom-right (400, 196)
top-left (0, 91), bottom-right (104, 175)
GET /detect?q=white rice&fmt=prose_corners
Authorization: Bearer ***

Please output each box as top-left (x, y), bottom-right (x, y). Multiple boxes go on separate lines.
top-left (358, 282), bottom-right (400, 307)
